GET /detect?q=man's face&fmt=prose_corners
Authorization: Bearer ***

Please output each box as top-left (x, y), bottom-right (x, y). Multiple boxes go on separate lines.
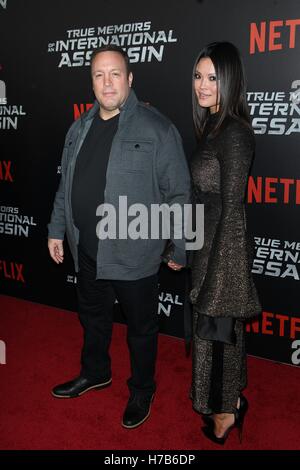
top-left (91, 51), bottom-right (133, 120)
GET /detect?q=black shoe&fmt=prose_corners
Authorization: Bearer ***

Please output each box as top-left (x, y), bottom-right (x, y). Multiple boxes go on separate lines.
top-left (202, 413), bottom-right (213, 426)
top-left (51, 376), bottom-right (112, 398)
top-left (122, 393), bottom-right (154, 429)
top-left (202, 394), bottom-right (248, 445)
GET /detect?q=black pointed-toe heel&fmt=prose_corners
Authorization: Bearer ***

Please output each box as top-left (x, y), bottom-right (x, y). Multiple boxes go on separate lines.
top-left (202, 414), bottom-right (213, 426)
top-left (201, 395), bottom-right (248, 445)
top-left (236, 394), bottom-right (248, 443)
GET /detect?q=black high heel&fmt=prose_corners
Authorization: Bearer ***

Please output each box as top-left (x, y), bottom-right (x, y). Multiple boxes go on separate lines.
top-left (201, 395), bottom-right (248, 445)
top-left (202, 414), bottom-right (213, 426)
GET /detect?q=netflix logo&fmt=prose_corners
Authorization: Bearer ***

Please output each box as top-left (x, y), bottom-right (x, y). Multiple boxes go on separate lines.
top-left (73, 103), bottom-right (93, 120)
top-left (250, 19), bottom-right (300, 54)
top-left (246, 311), bottom-right (300, 365)
top-left (0, 260), bottom-right (25, 283)
top-left (246, 311), bottom-right (300, 339)
top-left (247, 176), bottom-right (300, 205)
top-left (0, 160), bottom-right (13, 182)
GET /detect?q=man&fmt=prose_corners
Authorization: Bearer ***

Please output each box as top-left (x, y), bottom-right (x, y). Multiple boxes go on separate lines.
top-left (48, 45), bottom-right (190, 429)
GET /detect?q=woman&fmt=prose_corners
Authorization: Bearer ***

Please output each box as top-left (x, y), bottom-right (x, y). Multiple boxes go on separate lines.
top-left (190, 42), bottom-right (261, 445)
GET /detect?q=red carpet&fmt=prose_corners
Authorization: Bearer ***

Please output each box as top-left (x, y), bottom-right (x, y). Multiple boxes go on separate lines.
top-left (0, 294), bottom-right (299, 450)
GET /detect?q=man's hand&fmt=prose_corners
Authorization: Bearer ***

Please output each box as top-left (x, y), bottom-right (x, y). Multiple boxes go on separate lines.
top-left (48, 238), bottom-right (64, 264)
top-left (167, 260), bottom-right (184, 271)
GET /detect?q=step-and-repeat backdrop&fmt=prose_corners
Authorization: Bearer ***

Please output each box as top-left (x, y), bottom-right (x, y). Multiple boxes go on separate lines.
top-left (1, 0), bottom-right (299, 366)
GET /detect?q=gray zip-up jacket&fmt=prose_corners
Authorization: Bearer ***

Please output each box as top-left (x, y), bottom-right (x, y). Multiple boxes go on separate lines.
top-left (48, 89), bottom-right (191, 280)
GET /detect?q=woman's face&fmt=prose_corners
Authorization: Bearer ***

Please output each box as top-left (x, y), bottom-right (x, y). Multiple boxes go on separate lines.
top-left (194, 57), bottom-right (219, 114)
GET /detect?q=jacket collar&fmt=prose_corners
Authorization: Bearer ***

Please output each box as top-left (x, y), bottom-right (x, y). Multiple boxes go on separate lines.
top-left (82, 89), bottom-right (138, 124)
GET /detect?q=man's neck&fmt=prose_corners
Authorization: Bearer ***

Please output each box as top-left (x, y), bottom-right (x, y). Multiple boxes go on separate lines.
top-left (99, 109), bottom-right (120, 121)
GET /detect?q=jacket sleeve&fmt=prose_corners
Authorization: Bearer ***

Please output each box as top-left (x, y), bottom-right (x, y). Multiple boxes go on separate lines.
top-left (194, 121), bottom-right (261, 318)
top-left (157, 124), bottom-right (191, 266)
top-left (47, 126), bottom-right (74, 240)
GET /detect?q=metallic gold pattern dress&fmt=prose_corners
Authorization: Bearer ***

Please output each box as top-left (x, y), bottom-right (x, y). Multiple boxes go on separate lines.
top-left (190, 114), bottom-right (261, 414)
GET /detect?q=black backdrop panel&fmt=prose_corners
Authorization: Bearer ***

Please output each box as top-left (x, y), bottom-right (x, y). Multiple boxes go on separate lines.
top-left (1, 0), bottom-right (299, 366)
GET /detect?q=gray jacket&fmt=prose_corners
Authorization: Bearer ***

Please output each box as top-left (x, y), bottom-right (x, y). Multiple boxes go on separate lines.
top-left (48, 89), bottom-right (191, 280)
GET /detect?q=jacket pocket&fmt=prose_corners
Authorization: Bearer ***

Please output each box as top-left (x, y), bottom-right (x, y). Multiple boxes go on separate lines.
top-left (121, 140), bottom-right (154, 172)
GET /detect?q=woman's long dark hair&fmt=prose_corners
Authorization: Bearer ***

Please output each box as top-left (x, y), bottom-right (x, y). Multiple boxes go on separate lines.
top-left (192, 41), bottom-right (251, 139)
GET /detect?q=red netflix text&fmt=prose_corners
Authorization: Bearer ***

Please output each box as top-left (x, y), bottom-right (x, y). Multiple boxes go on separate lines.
top-left (250, 19), bottom-right (300, 54)
top-left (247, 176), bottom-right (300, 204)
top-left (0, 161), bottom-right (13, 182)
top-left (246, 311), bottom-right (300, 339)
top-left (73, 103), bottom-right (93, 120)
top-left (0, 260), bottom-right (25, 283)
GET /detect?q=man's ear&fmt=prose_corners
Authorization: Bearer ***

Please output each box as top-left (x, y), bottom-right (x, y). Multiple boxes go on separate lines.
top-left (128, 72), bottom-right (133, 87)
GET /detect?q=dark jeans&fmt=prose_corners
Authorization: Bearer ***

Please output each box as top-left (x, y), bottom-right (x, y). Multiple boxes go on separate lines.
top-left (77, 247), bottom-right (159, 397)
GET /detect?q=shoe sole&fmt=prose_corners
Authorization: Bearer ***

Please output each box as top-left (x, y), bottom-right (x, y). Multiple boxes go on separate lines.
top-left (121, 394), bottom-right (154, 429)
top-left (51, 378), bottom-right (112, 398)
